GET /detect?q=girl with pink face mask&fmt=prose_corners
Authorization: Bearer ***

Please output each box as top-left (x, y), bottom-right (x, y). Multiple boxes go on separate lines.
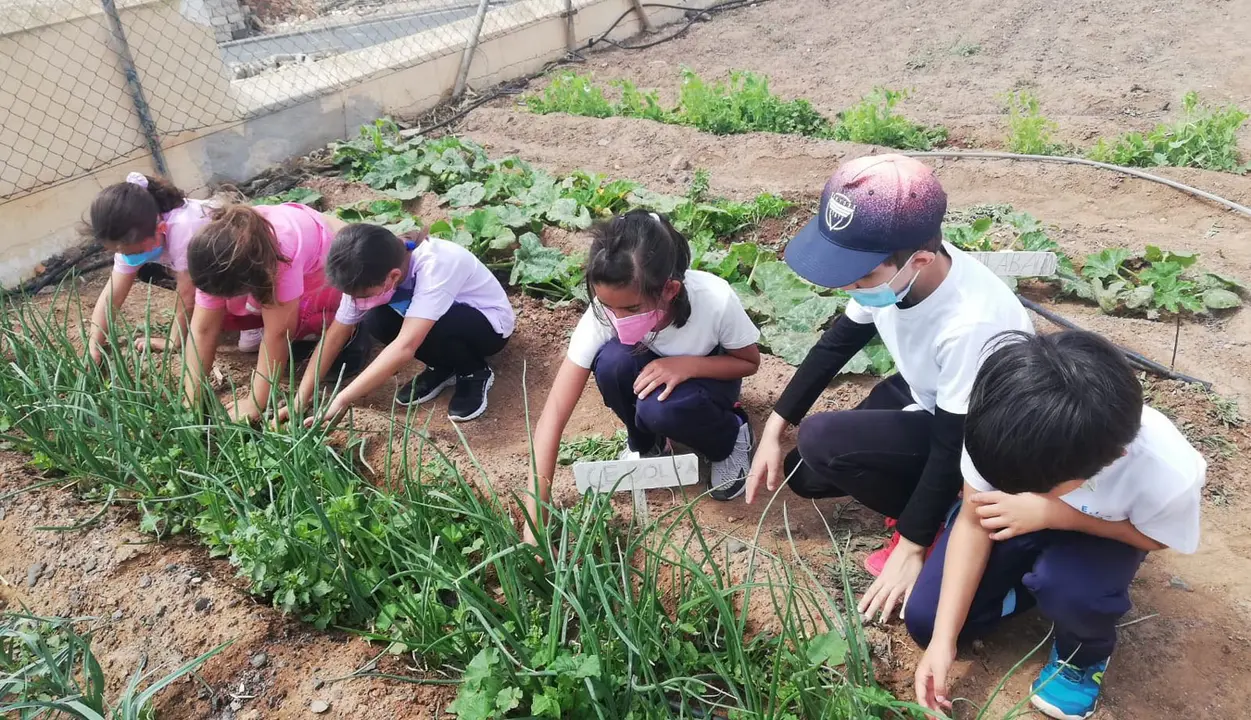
top-left (524, 210), bottom-right (762, 544)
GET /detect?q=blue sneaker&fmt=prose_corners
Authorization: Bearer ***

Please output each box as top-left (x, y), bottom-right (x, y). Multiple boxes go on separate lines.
top-left (1030, 645), bottom-right (1107, 720)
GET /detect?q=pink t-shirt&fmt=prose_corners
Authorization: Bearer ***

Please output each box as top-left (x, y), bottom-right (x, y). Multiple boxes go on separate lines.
top-left (112, 198), bottom-right (214, 275)
top-left (194, 203), bottom-right (333, 315)
top-left (334, 238), bottom-right (515, 337)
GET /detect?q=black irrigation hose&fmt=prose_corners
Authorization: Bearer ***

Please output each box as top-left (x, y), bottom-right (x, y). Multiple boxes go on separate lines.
top-left (587, 0), bottom-right (759, 51)
top-left (1017, 295), bottom-right (1213, 389)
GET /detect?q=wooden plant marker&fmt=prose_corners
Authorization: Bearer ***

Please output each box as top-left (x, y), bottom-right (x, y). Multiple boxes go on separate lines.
top-left (966, 250), bottom-right (1058, 279)
top-left (573, 453), bottom-right (700, 524)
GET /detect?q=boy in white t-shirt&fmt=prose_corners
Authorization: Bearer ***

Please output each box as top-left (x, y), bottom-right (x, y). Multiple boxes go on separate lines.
top-left (746, 154), bottom-right (1033, 624)
top-left (910, 330), bottom-right (1205, 720)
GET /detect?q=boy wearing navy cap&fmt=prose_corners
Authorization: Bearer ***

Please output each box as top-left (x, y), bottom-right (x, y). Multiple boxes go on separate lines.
top-left (745, 154), bottom-right (1033, 623)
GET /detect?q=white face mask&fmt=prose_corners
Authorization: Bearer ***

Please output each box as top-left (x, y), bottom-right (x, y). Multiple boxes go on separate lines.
top-left (846, 253), bottom-right (921, 307)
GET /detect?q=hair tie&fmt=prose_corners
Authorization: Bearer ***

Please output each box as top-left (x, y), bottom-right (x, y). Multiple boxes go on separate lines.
top-left (126, 172), bottom-right (149, 188)
top-left (649, 212), bottom-right (661, 223)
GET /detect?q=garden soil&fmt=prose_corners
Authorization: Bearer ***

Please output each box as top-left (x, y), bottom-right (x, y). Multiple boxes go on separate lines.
top-left (6, 0), bottom-right (1251, 717)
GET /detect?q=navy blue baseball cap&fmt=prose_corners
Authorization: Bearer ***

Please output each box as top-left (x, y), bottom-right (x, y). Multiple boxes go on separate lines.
top-left (785, 154), bottom-right (948, 288)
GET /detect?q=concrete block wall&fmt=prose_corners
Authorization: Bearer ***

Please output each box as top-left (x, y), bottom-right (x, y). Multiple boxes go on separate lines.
top-left (180, 0), bottom-right (249, 41)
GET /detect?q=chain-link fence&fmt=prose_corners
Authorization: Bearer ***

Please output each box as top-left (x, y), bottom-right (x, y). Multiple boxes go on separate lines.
top-left (1, 0), bottom-right (649, 203)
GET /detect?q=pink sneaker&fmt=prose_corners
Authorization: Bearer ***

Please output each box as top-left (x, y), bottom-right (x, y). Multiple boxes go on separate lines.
top-left (864, 518), bottom-right (939, 577)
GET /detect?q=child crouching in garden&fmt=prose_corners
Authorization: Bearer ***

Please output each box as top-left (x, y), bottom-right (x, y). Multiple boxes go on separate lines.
top-left (84, 172), bottom-right (214, 362)
top-left (524, 209), bottom-right (761, 544)
top-left (288, 223), bottom-right (514, 425)
top-left (182, 201), bottom-right (366, 421)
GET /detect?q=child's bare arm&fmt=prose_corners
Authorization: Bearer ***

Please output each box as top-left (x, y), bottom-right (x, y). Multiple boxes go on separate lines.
top-left (326, 317), bottom-right (433, 414)
top-left (181, 306), bottom-right (224, 408)
top-left (972, 491), bottom-right (1167, 552)
top-left (88, 271), bottom-right (138, 360)
top-left (633, 345), bottom-right (760, 401)
top-left (524, 359), bottom-right (591, 543)
top-left (294, 320), bottom-right (355, 413)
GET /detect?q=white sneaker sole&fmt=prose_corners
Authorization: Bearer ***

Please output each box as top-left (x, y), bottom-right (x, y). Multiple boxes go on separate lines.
top-left (396, 375), bottom-right (456, 407)
top-left (237, 330), bottom-right (263, 353)
top-left (447, 371), bottom-right (494, 422)
top-left (1030, 693), bottom-right (1097, 720)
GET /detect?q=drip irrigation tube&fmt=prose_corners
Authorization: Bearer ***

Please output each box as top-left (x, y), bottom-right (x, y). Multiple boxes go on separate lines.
top-left (1017, 296), bottom-right (1213, 389)
top-left (902, 151), bottom-right (1251, 218)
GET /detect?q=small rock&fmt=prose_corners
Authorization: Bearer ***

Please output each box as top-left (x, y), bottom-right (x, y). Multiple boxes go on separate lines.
top-left (250, 652), bottom-right (269, 669)
top-left (0, 507), bottom-right (6, 520)
top-left (669, 154), bottom-right (690, 171)
top-left (725, 538), bottom-right (747, 554)
top-left (596, 138), bottom-right (610, 147)
top-left (310, 700), bottom-right (331, 714)
top-left (27, 562), bottom-right (44, 588)
top-left (229, 699), bottom-right (243, 712)
top-left (727, 516), bottom-right (741, 523)
top-left (111, 609), bottom-right (124, 621)
top-left (972, 639), bottom-right (986, 651)
top-left (194, 597), bottom-right (212, 612)
top-left (1169, 576), bottom-right (1193, 592)
top-left (165, 563), bottom-right (179, 573)
top-left (312, 678), bottom-right (325, 690)
top-left (84, 557), bottom-right (97, 572)
top-left (155, 604), bottom-right (167, 618)
top-left (139, 575), bottom-right (152, 588)
top-left (190, 576), bottom-right (203, 586)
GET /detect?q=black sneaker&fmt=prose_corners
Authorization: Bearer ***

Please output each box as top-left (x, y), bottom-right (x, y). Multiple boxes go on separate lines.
top-left (447, 367), bottom-right (495, 422)
top-left (396, 366), bottom-right (456, 406)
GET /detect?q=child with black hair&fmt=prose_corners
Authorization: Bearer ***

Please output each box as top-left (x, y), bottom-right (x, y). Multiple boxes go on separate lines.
top-left (84, 172), bottom-right (213, 362)
top-left (523, 209), bottom-right (762, 543)
top-left (909, 330), bottom-right (1205, 720)
top-left (744, 154), bottom-right (1033, 625)
top-left (288, 223), bottom-right (513, 425)
top-left (183, 202), bottom-right (361, 422)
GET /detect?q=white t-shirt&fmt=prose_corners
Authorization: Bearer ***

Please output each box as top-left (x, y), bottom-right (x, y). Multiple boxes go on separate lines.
top-left (566, 269), bottom-right (760, 369)
top-left (845, 242), bottom-right (1033, 414)
top-left (962, 406), bottom-right (1206, 553)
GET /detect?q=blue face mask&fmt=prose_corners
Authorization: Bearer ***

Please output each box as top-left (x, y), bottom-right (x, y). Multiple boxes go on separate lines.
top-left (117, 246), bottom-right (164, 267)
top-left (847, 253), bottom-right (921, 308)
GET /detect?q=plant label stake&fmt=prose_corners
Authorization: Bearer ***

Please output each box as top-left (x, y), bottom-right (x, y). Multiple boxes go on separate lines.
top-left (967, 250), bottom-right (1058, 278)
top-left (573, 454), bottom-right (700, 524)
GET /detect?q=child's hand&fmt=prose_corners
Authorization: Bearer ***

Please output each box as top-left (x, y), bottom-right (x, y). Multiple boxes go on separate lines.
top-left (858, 536), bottom-right (925, 623)
top-left (745, 435), bottom-right (784, 504)
top-left (304, 397), bottom-right (349, 430)
top-left (226, 396), bottom-right (262, 424)
top-left (135, 337), bottom-right (170, 353)
top-left (971, 491), bottom-right (1060, 540)
top-left (634, 357), bottom-right (698, 401)
top-left (914, 641), bottom-right (955, 716)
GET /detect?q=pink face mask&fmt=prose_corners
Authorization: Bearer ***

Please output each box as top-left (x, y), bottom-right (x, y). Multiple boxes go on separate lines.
top-left (351, 286), bottom-right (397, 313)
top-left (610, 309), bottom-right (663, 345)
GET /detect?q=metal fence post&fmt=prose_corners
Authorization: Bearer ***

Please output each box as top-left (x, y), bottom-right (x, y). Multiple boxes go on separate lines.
top-left (564, 0), bottom-right (576, 52)
top-left (100, 0), bottom-right (168, 176)
top-left (452, 0), bottom-right (493, 100)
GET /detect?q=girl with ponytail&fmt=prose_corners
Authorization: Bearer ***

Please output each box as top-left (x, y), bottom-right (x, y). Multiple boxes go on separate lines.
top-left (84, 172), bottom-right (212, 362)
top-left (182, 200), bottom-right (363, 422)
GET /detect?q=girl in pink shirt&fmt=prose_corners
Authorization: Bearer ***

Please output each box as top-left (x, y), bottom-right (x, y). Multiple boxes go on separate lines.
top-left (84, 172), bottom-right (213, 363)
top-left (182, 202), bottom-right (364, 422)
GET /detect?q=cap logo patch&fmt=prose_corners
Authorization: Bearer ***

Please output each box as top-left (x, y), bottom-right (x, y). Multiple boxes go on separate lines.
top-left (824, 192), bottom-right (855, 232)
